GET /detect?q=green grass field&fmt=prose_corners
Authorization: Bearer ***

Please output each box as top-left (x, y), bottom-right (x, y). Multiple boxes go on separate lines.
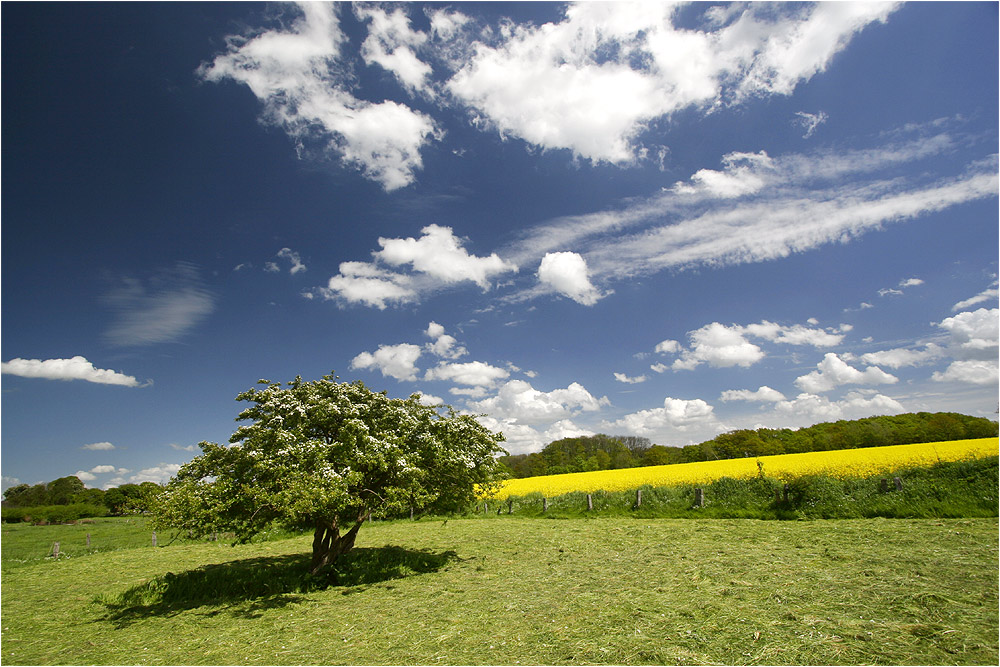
top-left (2, 516), bottom-right (997, 665)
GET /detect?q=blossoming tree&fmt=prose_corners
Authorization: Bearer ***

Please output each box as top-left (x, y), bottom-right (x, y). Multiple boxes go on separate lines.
top-left (153, 374), bottom-right (506, 574)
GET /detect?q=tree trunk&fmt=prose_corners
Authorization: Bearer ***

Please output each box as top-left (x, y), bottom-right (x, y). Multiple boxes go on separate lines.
top-left (310, 513), bottom-right (367, 575)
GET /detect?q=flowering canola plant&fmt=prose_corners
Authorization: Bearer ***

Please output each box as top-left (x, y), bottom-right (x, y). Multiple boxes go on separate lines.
top-left (489, 438), bottom-right (998, 500)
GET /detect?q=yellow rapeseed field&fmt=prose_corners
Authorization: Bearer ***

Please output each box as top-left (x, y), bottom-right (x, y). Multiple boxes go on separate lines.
top-left (490, 437), bottom-right (999, 500)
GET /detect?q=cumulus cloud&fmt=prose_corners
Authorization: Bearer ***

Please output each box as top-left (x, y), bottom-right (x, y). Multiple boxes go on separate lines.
top-left (350, 343), bottom-right (423, 382)
top-left (319, 225), bottom-right (516, 308)
top-left (794, 353), bottom-right (898, 393)
top-left (127, 464), bottom-right (182, 486)
top-left (651, 318), bottom-right (847, 372)
top-left (2, 357), bottom-right (144, 387)
top-left (537, 252), bottom-right (605, 305)
top-left (860, 344), bottom-right (945, 369)
top-left (720, 386), bottom-right (786, 403)
top-left (102, 262), bottom-right (215, 346)
top-left (937, 308), bottom-right (998, 360)
top-left (377, 224), bottom-right (516, 289)
top-left (424, 360), bottom-right (510, 387)
top-left (355, 6), bottom-right (433, 96)
top-left (932, 359), bottom-right (999, 386)
top-left (468, 379), bottom-right (608, 425)
top-left (773, 391), bottom-right (905, 424)
top-left (605, 397), bottom-right (718, 439)
top-left (424, 321), bottom-right (467, 360)
top-left (671, 322), bottom-right (765, 370)
top-left (318, 261), bottom-right (417, 310)
top-left (614, 373), bottom-right (647, 385)
top-left (447, 2), bottom-right (897, 163)
top-left (82, 441), bottom-right (117, 451)
top-left (200, 2), bottom-right (436, 190)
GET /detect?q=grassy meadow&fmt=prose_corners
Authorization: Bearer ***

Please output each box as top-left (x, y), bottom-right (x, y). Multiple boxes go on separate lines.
top-left (2, 516), bottom-right (998, 665)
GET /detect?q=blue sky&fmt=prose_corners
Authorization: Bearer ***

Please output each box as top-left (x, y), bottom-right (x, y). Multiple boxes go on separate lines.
top-left (2, 1), bottom-right (998, 491)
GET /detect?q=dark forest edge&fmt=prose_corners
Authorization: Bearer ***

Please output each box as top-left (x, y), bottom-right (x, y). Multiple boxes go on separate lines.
top-left (499, 412), bottom-right (998, 478)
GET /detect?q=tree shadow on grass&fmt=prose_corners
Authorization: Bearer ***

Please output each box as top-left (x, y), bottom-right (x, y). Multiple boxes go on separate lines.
top-left (96, 545), bottom-right (458, 626)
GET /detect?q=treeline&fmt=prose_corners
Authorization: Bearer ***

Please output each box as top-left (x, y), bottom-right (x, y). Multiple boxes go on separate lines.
top-left (499, 412), bottom-right (999, 479)
top-left (2, 475), bottom-right (163, 522)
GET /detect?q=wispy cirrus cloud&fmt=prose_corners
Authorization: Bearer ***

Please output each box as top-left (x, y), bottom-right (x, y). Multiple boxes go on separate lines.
top-left (102, 262), bottom-right (215, 346)
top-left (1, 356), bottom-right (146, 387)
top-left (503, 125), bottom-right (997, 302)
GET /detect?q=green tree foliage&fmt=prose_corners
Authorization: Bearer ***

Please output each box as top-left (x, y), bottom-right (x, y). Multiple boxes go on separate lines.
top-left (152, 375), bottom-right (507, 574)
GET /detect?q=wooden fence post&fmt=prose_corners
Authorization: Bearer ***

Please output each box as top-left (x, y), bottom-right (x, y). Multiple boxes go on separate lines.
top-left (51, 542), bottom-right (60, 558)
top-left (694, 488), bottom-right (704, 508)
top-left (587, 494), bottom-right (593, 511)
top-left (894, 477), bottom-right (903, 492)
top-left (507, 499), bottom-right (513, 515)
top-left (542, 497), bottom-right (548, 513)
top-left (783, 484), bottom-right (790, 502)
top-left (87, 533), bottom-right (91, 548)
top-left (410, 506), bottom-right (415, 520)
top-left (152, 531), bottom-right (157, 547)
top-left (635, 489), bottom-right (642, 509)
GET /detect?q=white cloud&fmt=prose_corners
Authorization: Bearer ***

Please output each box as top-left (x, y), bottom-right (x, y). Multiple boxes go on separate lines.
top-left (424, 321), bottom-right (467, 360)
top-left (318, 261), bottom-right (416, 310)
top-left (605, 397), bottom-right (718, 439)
top-left (377, 224), bottom-right (517, 289)
top-left (276, 248), bottom-right (307, 274)
top-left (614, 373), bottom-right (647, 385)
top-left (741, 321), bottom-right (844, 347)
top-left (82, 441), bottom-right (116, 451)
top-left (899, 277), bottom-right (924, 288)
top-left (447, 2), bottom-right (897, 163)
top-left (127, 464), bottom-right (182, 486)
top-left (953, 282), bottom-right (998, 311)
top-left (468, 379), bottom-right (608, 425)
top-left (502, 127), bottom-right (997, 297)
top-left (654, 339), bottom-right (681, 355)
top-left (860, 344), bottom-right (945, 369)
top-left (355, 6), bottom-right (433, 96)
top-left (200, 2), bottom-right (436, 190)
top-left (794, 110), bottom-right (828, 138)
top-left (672, 151), bottom-right (775, 198)
top-left (424, 360), bottom-right (510, 387)
top-left (675, 322), bottom-right (765, 370)
top-left (537, 252), bottom-right (604, 305)
top-left (169, 443), bottom-right (199, 453)
top-left (350, 343), bottom-right (423, 382)
top-left (773, 391), bottom-right (905, 424)
top-left (932, 359), bottom-right (1000, 386)
top-left (102, 262), bottom-right (215, 346)
top-left (73, 470), bottom-right (97, 482)
top-left (321, 226), bottom-right (516, 308)
top-left (89, 465), bottom-right (118, 474)
top-left (2, 357), bottom-right (143, 387)
top-left (415, 392), bottom-right (445, 407)
top-left (794, 353), bottom-right (898, 393)
top-left (720, 386), bottom-right (786, 403)
top-left (937, 308), bottom-right (999, 360)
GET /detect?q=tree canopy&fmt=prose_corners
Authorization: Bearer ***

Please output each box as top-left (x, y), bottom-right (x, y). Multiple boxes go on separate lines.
top-left (153, 374), bottom-right (507, 574)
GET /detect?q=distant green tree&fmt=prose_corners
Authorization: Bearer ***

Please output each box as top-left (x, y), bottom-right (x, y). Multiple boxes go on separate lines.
top-left (47, 476), bottom-right (85, 505)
